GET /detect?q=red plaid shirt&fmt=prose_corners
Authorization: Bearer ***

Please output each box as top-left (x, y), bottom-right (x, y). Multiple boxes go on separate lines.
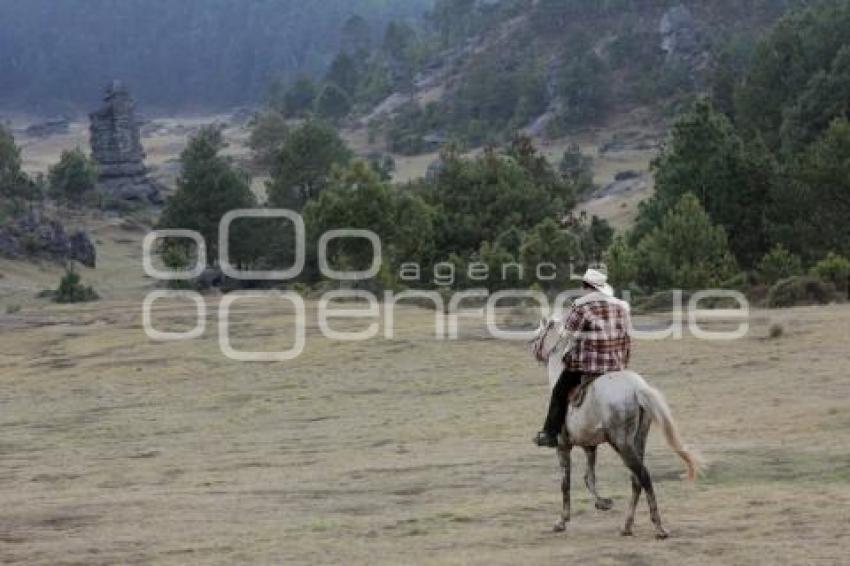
top-left (563, 291), bottom-right (632, 374)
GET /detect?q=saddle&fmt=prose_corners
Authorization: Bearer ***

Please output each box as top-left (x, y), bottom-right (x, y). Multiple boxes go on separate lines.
top-left (568, 373), bottom-right (603, 409)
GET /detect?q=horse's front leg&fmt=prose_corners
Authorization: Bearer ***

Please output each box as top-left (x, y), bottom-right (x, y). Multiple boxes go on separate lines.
top-left (583, 446), bottom-right (613, 511)
top-left (553, 444), bottom-right (571, 532)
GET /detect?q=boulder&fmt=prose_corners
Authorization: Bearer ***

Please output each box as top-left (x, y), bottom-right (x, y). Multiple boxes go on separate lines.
top-left (69, 231), bottom-right (97, 268)
top-left (195, 267), bottom-right (224, 289)
top-left (614, 170), bottom-right (641, 182)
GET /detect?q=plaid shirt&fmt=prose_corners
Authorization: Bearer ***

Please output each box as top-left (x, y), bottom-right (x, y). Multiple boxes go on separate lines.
top-left (563, 291), bottom-right (632, 374)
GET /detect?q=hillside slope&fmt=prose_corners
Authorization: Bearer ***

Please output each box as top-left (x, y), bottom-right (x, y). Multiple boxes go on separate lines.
top-left (361, 0), bottom-right (789, 150)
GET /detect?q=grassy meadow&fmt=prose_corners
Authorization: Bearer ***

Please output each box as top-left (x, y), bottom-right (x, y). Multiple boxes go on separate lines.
top-left (0, 288), bottom-right (848, 564)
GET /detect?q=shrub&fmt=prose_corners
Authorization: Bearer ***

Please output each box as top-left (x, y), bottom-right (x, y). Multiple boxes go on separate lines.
top-left (160, 244), bottom-right (195, 290)
top-left (290, 282), bottom-right (311, 296)
top-left (811, 252), bottom-right (850, 297)
top-left (20, 233), bottom-right (43, 255)
top-left (54, 267), bottom-right (99, 303)
top-left (766, 276), bottom-right (836, 308)
top-left (757, 244), bottom-right (803, 285)
top-left (720, 271), bottom-right (752, 291)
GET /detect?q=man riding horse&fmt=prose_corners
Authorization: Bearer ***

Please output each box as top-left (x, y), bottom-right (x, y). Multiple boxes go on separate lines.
top-left (534, 268), bottom-right (632, 448)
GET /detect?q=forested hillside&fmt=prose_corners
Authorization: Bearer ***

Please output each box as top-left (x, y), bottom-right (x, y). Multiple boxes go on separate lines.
top-left (2, 0), bottom-right (848, 307)
top-left (0, 0), bottom-right (432, 113)
top-left (285, 0), bottom-right (794, 151)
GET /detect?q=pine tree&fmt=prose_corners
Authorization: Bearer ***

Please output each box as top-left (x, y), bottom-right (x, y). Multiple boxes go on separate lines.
top-left (48, 148), bottom-right (97, 206)
top-left (266, 120), bottom-right (352, 210)
top-left (158, 126), bottom-right (257, 266)
top-left (635, 193), bottom-right (738, 291)
top-left (769, 118), bottom-right (850, 261)
top-left (636, 99), bottom-right (777, 267)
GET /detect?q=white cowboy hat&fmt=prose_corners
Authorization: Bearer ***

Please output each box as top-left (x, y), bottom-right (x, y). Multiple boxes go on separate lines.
top-left (582, 268), bottom-right (614, 297)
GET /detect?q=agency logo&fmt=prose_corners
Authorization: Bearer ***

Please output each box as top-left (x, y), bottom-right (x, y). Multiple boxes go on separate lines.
top-left (142, 209), bottom-right (749, 361)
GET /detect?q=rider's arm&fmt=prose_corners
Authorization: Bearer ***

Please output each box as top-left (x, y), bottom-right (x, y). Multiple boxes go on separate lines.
top-left (562, 303), bottom-right (586, 339)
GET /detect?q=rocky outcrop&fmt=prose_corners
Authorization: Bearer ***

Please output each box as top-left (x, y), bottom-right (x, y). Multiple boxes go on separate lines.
top-left (0, 213), bottom-right (96, 267)
top-left (89, 81), bottom-right (162, 206)
top-left (659, 5), bottom-right (710, 84)
top-left (69, 231), bottom-right (97, 268)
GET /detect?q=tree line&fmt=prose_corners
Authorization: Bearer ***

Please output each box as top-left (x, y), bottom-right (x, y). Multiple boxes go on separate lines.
top-left (265, 0), bottom-right (792, 153)
top-left (159, 121), bottom-right (612, 293)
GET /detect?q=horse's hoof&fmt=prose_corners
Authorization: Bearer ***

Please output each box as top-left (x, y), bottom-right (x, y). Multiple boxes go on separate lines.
top-left (655, 530), bottom-right (669, 540)
top-left (553, 519), bottom-right (567, 532)
top-left (620, 529), bottom-right (633, 537)
top-left (595, 498), bottom-right (613, 511)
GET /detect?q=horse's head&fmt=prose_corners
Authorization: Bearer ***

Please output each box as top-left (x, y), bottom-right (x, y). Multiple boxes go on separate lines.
top-left (528, 316), bottom-right (561, 364)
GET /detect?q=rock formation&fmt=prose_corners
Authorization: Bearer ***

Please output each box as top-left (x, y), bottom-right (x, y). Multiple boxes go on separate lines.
top-left (659, 5), bottom-right (711, 84)
top-left (0, 212), bottom-right (96, 268)
top-left (89, 81), bottom-right (162, 206)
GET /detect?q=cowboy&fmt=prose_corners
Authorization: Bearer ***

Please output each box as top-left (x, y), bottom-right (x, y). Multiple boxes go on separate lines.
top-left (534, 268), bottom-right (632, 448)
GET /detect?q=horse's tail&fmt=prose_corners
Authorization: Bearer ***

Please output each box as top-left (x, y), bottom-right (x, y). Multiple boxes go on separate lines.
top-left (636, 382), bottom-right (704, 481)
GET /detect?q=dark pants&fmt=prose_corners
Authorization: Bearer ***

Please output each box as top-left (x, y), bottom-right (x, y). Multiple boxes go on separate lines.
top-left (543, 369), bottom-right (584, 437)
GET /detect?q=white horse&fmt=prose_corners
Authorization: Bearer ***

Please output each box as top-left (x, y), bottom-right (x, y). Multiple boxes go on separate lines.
top-left (529, 316), bottom-right (703, 538)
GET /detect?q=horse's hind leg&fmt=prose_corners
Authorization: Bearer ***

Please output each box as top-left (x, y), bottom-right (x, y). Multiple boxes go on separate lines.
top-left (583, 446), bottom-right (613, 511)
top-left (620, 411), bottom-right (648, 535)
top-left (617, 410), bottom-right (668, 539)
top-left (553, 444), bottom-right (571, 532)
top-left (621, 472), bottom-right (641, 536)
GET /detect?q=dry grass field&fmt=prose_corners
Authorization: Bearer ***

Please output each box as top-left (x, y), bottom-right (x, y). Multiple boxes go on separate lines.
top-left (2, 117), bottom-right (847, 565)
top-left (0, 289), bottom-right (848, 564)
